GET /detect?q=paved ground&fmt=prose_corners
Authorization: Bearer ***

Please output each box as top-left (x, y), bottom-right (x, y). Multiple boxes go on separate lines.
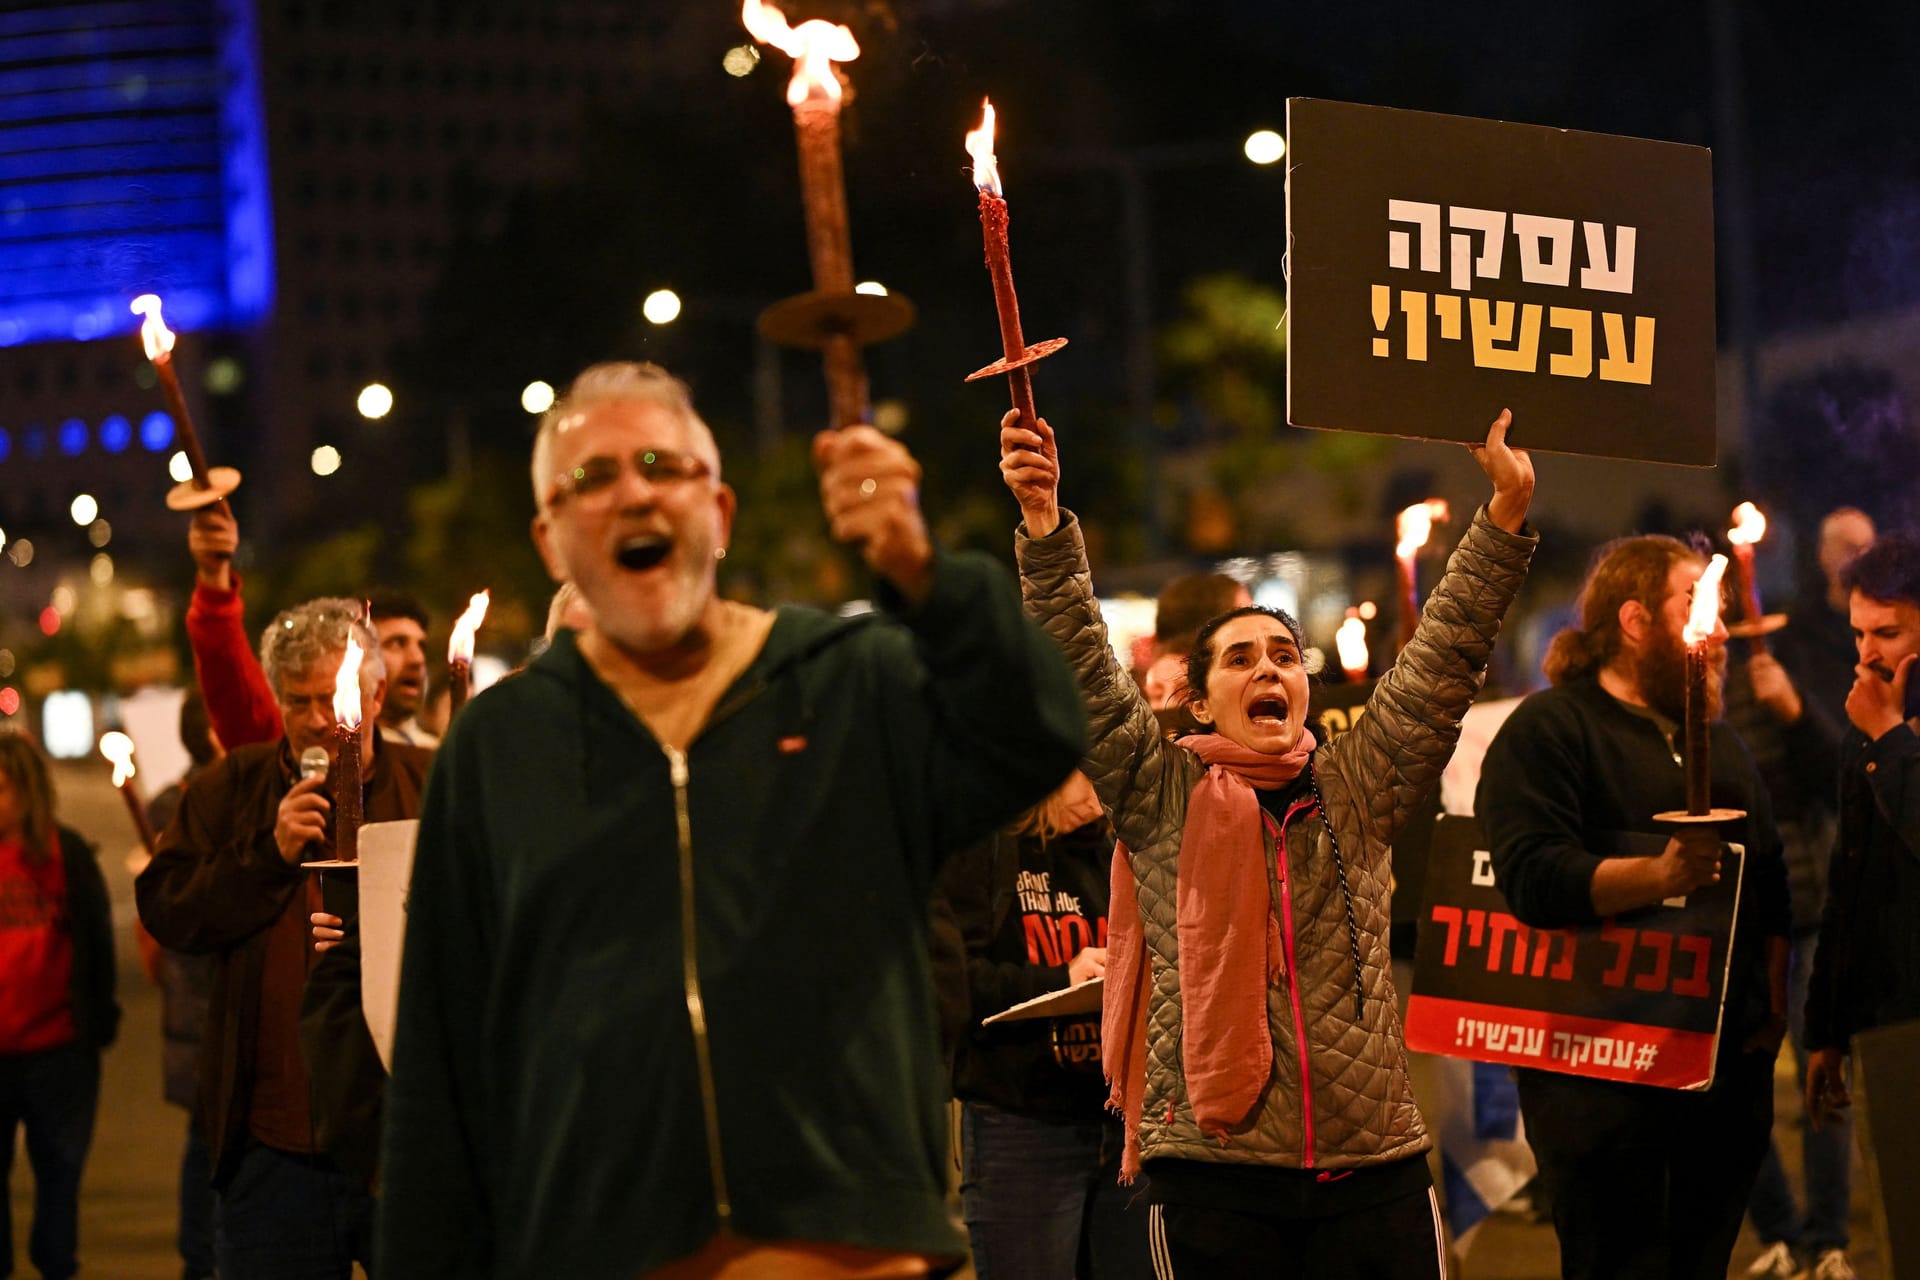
top-left (8, 761), bottom-right (1889, 1278)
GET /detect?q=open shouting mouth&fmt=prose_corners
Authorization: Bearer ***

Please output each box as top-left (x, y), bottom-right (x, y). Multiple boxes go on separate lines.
top-left (1248, 695), bottom-right (1289, 727)
top-left (615, 534), bottom-right (672, 572)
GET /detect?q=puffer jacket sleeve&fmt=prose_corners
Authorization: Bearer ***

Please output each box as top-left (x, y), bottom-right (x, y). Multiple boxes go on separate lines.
top-left (1325, 506), bottom-right (1535, 851)
top-left (1015, 512), bottom-right (1200, 856)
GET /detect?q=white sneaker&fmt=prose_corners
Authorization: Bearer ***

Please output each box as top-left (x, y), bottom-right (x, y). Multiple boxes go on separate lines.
top-left (1745, 1241), bottom-right (1802, 1280)
top-left (1811, 1250), bottom-right (1857, 1280)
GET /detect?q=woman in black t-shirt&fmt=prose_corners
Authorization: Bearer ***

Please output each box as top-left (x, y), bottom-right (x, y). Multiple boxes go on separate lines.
top-left (932, 771), bottom-right (1153, 1280)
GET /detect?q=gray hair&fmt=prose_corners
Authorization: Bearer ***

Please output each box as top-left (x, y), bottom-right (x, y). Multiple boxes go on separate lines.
top-left (260, 597), bottom-right (387, 699)
top-left (530, 362), bottom-right (722, 508)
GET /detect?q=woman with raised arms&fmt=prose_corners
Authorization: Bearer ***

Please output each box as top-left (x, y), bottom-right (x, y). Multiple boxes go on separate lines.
top-left (1002, 408), bottom-right (1536, 1278)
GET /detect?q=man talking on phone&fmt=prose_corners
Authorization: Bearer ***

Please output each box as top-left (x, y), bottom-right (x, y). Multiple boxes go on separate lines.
top-left (1805, 531), bottom-right (1920, 1131)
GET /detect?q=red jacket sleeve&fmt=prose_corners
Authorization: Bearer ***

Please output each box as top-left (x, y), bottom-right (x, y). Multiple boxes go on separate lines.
top-left (186, 576), bottom-right (282, 749)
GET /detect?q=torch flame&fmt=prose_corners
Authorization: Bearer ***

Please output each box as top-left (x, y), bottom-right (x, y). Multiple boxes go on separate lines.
top-left (1728, 501), bottom-right (1768, 547)
top-left (100, 731), bottom-right (136, 788)
top-left (1336, 613), bottom-right (1369, 675)
top-left (1682, 554), bottom-right (1730, 647)
top-left (741, 0), bottom-right (858, 106)
top-left (1395, 499), bottom-right (1450, 560)
top-left (965, 98), bottom-right (1002, 196)
top-left (333, 634), bottom-right (365, 730)
top-left (129, 294), bottom-right (176, 361)
top-left (448, 590), bottom-right (491, 664)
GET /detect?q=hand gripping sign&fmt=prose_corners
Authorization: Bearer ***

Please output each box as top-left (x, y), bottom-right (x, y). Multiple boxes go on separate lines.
top-left (1404, 816), bottom-right (1743, 1090)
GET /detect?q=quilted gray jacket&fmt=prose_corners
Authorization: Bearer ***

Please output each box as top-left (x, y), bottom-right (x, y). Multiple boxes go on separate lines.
top-left (1016, 507), bottom-right (1535, 1170)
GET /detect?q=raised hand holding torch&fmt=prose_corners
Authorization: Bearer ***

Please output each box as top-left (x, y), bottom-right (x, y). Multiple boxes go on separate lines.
top-left (963, 100), bottom-right (1067, 432)
top-left (447, 590), bottom-right (490, 719)
top-left (1725, 501), bottom-right (1787, 651)
top-left (130, 295), bottom-right (241, 518)
top-left (100, 732), bottom-right (157, 856)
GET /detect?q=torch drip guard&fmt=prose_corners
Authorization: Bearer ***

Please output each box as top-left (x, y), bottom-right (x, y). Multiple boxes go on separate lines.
top-left (1651, 807), bottom-right (1749, 825)
top-left (757, 290), bottom-right (917, 351)
top-left (965, 336), bottom-right (1070, 383)
top-left (1724, 613), bottom-right (1789, 640)
top-left (164, 466), bottom-right (244, 513)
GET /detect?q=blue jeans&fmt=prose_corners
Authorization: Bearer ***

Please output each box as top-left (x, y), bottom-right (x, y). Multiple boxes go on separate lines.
top-left (959, 1102), bottom-right (1154, 1280)
top-left (1747, 932), bottom-right (1852, 1253)
top-left (0, 1042), bottom-right (99, 1280)
top-left (214, 1142), bottom-right (375, 1280)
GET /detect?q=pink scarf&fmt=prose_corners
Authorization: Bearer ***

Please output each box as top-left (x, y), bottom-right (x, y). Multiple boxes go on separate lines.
top-left (1103, 730), bottom-right (1315, 1180)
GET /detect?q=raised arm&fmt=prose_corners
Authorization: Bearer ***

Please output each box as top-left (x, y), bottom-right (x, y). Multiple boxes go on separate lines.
top-left (1330, 411), bottom-right (1538, 847)
top-left (815, 425), bottom-right (1087, 863)
top-left (1001, 411), bottom-right (1199, 855)
top-left (186, 509), bottom-right (282, 749)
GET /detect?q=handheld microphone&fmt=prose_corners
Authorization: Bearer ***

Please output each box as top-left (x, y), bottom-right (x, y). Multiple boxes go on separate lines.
top-left (299, 746), bottom-right (329, 783)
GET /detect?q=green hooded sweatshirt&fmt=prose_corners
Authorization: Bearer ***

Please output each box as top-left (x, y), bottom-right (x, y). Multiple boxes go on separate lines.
top-left (377, 549), bottom-right (1086, 1278)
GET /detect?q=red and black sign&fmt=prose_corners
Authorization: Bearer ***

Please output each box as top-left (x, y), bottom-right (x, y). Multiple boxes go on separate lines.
top-left (1404, 815), bottom-right (1742, 1090)
top-left (1286, 98), bottom-right (1716, 466)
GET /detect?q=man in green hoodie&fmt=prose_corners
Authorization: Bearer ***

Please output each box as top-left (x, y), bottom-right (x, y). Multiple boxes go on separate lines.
top-left (377, 362), bottom-right (1087, 1279)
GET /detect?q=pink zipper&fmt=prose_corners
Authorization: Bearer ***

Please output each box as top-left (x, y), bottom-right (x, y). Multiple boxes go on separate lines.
top-left (1269, 799), bottom-right (1319, 1167)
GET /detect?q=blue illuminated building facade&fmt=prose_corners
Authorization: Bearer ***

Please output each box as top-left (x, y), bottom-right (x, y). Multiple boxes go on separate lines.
top-left (0, 0), bottom-right (274, 349)
top-left (3, 0), bottom-right (661, 577)
top-left (0, 0), bottom-right (272, 567)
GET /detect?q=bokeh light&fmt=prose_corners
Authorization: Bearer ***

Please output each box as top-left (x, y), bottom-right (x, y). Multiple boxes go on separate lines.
top-left (357, 383), bottom-right (394, 420)
top-left (642, 289), bottom-right (682, 325)
top-left (521, 380), bottom-right (556, 414)
top-left (140, 411), bottom-right (175, 451)
top-left (98, 414), bottom-right (132, 453)
top-left (1244, 129), bottom-right (1286, 165)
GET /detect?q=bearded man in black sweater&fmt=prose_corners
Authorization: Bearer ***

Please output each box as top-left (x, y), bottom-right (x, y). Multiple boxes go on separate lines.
top-left (1478, 534), bottom-right (1791, 1280)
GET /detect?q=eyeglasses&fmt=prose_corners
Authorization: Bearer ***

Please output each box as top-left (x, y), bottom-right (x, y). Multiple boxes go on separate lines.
top-left (545, 449), bottom-right (713, 509)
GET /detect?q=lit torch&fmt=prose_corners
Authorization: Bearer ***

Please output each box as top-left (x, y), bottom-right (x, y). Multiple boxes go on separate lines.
top-left (1726, 501), bottom-right (1785, 653)
top-left (446, 590), bottom-right (490, 719)
top-left (1394, 499), bottom-right (1449, 650)
top-left (99, 731), bottom-right (157, 856)
top-left (129, 295), bottom-right (241, 519)
top-left (1681, 555), bottom-right (1729, 817)
top-left (331, 635), bottom-right (366, 863)
top-left (960, 99), bottom-right (1068, 436)
top-left (1336, 608), bottom-right (1371, 682)
top-left (743, 0), bottom-right (913, 430)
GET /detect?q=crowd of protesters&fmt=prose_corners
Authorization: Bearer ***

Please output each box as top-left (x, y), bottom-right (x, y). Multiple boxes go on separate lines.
top-left (4, 358), bottom-right (1918, 1280)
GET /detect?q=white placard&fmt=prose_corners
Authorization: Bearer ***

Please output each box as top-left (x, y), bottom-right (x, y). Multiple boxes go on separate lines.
top-left (357, 819), bottom-right (419, 1071)
top-left (981, 976), bottom-right (1104, 1026)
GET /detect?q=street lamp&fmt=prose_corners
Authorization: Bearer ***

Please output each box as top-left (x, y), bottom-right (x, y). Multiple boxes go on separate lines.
top-left (521, 380), bottom-right (556, 414)
top-left (357, 382), bottom-right (394, 420)
top-left (69, 494), bottom-right (98, 525)
top-left (1243, 129), bottom-right (1286, 165)
top-left (643, 290), bottom-right (683, 325)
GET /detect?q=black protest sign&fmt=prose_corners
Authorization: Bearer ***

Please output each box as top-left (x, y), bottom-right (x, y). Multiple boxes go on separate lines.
top-left (1286, 98), bottom-right (1716, 466)
top-left (1309, 675), bottom-right (1377, 741)
top-left (1404, 815), bottom-right (1742, 1090)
